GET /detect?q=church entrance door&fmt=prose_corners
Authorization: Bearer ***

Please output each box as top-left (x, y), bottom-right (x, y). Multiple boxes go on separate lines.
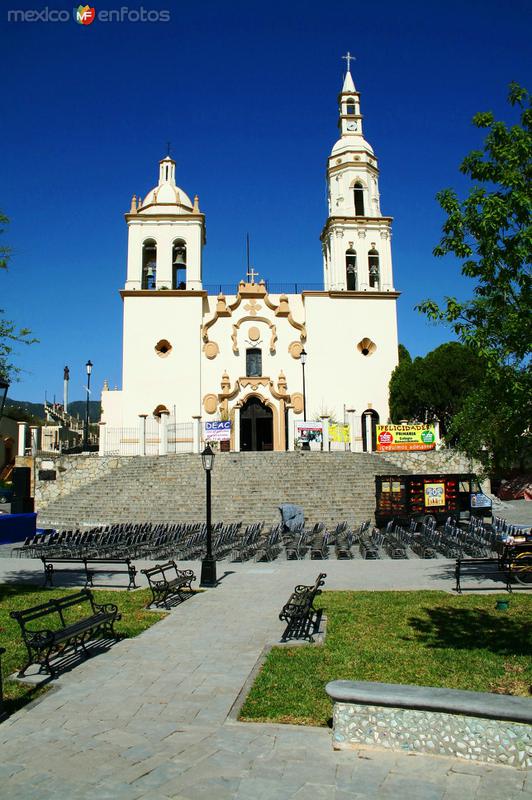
top-left (240, 397), bottom-right (274, 451)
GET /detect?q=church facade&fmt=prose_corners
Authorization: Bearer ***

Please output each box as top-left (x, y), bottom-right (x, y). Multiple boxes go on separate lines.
top-left (101, 65), bottom-right (400, 453)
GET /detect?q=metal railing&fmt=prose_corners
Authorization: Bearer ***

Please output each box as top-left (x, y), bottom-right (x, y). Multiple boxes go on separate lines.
top-left (203, 282), bottom-right (323, 296)
top-left (101, 420), bottom-right (194, 456)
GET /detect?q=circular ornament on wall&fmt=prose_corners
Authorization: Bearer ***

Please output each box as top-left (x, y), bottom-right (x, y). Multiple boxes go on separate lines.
top-left (291, 392), bottom-right (304, 414)
top-left (155, 339), bottom-right (172, 357)
top-left (357, 337), bottom-right (377, 357)
top-left (203, 394), bottom-right (218, 415)
top-left (204, 341), bottom-right (219, 360)
top-left (289, 341), bottom-right (304, 360)
top-left (248, 326), bottom-right (260, 342)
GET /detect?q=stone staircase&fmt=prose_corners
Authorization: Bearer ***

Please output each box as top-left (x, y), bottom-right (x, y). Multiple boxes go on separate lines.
top-left (37, 451), bottom-right (410, 530)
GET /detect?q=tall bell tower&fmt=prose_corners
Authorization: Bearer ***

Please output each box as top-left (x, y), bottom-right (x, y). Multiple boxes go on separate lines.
top-left (321, 56), bottom-right (395, 293)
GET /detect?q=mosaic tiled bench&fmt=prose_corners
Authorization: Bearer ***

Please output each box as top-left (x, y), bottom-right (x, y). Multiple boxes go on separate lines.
top-left (326, 680), bottom-right (532, 769)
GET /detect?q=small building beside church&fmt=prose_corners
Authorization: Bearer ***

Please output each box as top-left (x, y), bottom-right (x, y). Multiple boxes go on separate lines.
top-left (101, 64), bottom-right (400, 453)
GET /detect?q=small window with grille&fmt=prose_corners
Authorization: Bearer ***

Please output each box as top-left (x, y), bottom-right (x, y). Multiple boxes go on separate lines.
top-left (246, 348), bottom-right (262, 377)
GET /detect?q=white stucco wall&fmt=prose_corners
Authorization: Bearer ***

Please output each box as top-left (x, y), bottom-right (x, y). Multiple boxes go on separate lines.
top-left (303, 293), bottom-right (398, 423)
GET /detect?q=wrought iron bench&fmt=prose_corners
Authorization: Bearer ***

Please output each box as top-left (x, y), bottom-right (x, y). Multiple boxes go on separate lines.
top-left (141, 561), bottom-right (196, 608)
top-left (10, 589), bottom-right (120, 677)
top-left (41, 557), bottom-right (138, 590)
top-left (279, 572), bottom-right (326, 642)
top-left (455, 557), bottom-right (511, 593)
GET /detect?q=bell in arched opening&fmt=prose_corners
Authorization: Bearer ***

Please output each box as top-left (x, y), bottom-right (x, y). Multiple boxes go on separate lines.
top-left (172, 239), bottom-right (187, 289)
top-left (141, 239), bottom-right (157, 289)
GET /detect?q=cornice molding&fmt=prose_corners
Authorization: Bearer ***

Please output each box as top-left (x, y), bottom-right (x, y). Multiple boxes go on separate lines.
top-left (120, 290), bottom-right (207, 299)
top-left (302, 290), bottom-right (401, 299)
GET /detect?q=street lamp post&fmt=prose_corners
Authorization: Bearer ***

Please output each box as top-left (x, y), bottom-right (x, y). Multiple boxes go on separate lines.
top-left (200, 444), bottom-right (217, 587)
top-left (300, 348), bottom-right (310, 450)
top-left (84, 360), bottom-right (93, 450)
top-left (0, 377), bottom-right (9, 422)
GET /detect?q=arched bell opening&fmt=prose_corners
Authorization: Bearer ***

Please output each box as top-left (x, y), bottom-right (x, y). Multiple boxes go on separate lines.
top-left (141, 239), bottom-right (157, 289)
top-left (346, 249), bottom-right (357, 290)
top-left (172, 239), bottom-right (187, 289)
top-left (353, 182), bottom-right (365, 216)
top-left (361, 409), bottom-right (379, 452)
top-left (368, 248), bottom-right (380, 289)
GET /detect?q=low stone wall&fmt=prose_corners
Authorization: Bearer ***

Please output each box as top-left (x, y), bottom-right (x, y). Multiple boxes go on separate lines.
top-left (332, 702), bottom-right (531, 769)
top-left (326, 681), bottom-right (532, 769)
top-left (378, 449), bottom-right (480, 475)
top-left (31, 454), bottom-right (130, 511)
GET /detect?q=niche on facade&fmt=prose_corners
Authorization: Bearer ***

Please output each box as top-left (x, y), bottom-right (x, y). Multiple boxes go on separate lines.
top-left (155, 339), bottom-right (172, 357)
top-left (357, 337), bottom-right (377, 357)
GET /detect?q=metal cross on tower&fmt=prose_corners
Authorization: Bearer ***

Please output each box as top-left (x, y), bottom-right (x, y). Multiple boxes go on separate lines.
top-left (342, 51), bottom-right (355, 71)
top-left (247, 267), bottom-right (259, 284)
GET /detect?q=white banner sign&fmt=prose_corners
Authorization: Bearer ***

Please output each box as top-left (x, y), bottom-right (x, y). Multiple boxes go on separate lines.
top-left (295, 421), bottom-right (323, 444)
top-left (204, 421), bottom-right (231, 441)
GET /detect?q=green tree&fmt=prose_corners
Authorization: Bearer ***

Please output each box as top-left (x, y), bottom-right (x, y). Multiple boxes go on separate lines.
top-left (389, 342), bottom-right (485, 437)
top-left (0, 211), bottom-right (36, 382)
top-left (417, 84), bottom-right (531, 471)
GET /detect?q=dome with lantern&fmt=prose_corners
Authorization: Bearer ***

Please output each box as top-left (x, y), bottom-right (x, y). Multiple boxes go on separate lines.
top-left (134, 156), bottom-right (196, 215)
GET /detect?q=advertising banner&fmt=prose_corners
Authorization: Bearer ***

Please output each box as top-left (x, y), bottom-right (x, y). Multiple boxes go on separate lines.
top-left (295, 421), bottom-right (323, 445)
top-left (204, 421), bottom-right (231, 442)
top-left (376, 424), bottom-right (436, 452)
top-left (329, 423), bottom-right (351, 443)
top-left (424, 482), bottom-right (446, 507)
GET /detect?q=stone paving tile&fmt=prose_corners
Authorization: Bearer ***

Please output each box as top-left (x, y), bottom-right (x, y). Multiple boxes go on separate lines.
top-left (1, 558), bottom-right (530, 799)
top-left (378, 773), bottom-right (446, 799)
top-left (441, 771), bottom-right (481, 800)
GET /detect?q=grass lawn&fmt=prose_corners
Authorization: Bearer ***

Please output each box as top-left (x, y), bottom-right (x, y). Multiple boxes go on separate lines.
top-left (239, 590), bottom-right (532, 727)
top-left (0, 583), bottom-right (165, 716)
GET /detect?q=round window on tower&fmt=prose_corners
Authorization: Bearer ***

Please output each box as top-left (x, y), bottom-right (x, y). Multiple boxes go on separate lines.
top-left (155, 339), bottom-right (172, 358)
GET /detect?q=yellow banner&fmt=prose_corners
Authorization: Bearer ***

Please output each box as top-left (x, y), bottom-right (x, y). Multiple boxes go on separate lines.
top-left (329, 423), bottom-right (350, 443)
top-left (376, 424), bottom-right (436, 452)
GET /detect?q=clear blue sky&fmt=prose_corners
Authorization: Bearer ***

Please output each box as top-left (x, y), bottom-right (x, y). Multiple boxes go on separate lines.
top-left (1, 0), bottom-right (530, 403)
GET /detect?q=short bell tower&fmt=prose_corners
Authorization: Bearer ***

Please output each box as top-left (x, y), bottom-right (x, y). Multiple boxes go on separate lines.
top-left (124, 155), bottom-right (206, 292)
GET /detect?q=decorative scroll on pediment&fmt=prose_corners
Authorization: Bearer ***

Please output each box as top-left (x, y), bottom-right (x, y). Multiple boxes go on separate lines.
top-left (231, 316), bottom-right (277, 354)
top-left (201, 281), bottom-right (307, 353)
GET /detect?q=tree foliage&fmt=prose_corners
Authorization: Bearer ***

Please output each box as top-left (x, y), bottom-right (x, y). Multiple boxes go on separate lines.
top-left (0, 211), bottom-right (36, 382)
top-left (416, 84), bottom-right (531, 472)
top-left (389, 342), bottom-right (485, 437)
top-left (417, 83), bottom-right (531, 368)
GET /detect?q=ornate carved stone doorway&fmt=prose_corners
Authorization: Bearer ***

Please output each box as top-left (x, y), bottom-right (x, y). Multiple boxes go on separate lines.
top-left (240, 397), bottom-right (273, 451)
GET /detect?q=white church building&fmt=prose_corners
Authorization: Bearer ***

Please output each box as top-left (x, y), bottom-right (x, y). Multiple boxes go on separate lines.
top-left (100, 63), bottom-right (400, 454)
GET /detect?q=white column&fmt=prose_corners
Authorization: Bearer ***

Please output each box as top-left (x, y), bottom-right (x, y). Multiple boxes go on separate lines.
top-left (287, 405), bottom-right (295, 451)
top-left (354, 413), bottom-right (363, 451)
top-left (233, 407), bottom-right (240, 452)
top-left (17, 421), bottom-right (27, 456)
top-left (365, 413), bottom-right (373, 452)
top-left (138, 415), bottom-right (147, 457)
top-left (159, 411), bottom-right (169, 455)
top-left (433, 420), bottom-right (441, 450)
top-left (30, 425), bottom-right (39, 456)
top-left (346, 408), bottom-right (359, 453)
top-left (98, 422), bottom-right (107, 456)
top-left (320, 415), bottom-right (330, 452)
top-left (192, 415), bottom-right (201, 454)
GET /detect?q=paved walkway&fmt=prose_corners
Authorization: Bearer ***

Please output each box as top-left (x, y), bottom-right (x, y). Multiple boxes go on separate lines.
top-left (1, 559), bottom-right (531, 799)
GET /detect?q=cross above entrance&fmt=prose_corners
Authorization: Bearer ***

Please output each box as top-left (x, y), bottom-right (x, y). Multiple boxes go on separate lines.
top-left (342, 51), bottom-right (356, 71)
top-left (247, 267), bottom-right (259, 283)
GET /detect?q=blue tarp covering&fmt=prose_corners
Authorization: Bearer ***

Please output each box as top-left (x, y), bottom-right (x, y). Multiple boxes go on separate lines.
top-left (279, 504), bottom-right (305, 532)
top-left (0, 513), bottom-right (37, 544)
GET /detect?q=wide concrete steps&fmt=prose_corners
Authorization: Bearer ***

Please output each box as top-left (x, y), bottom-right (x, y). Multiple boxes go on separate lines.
top-left (38, 452), bottom-right (408, 530)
